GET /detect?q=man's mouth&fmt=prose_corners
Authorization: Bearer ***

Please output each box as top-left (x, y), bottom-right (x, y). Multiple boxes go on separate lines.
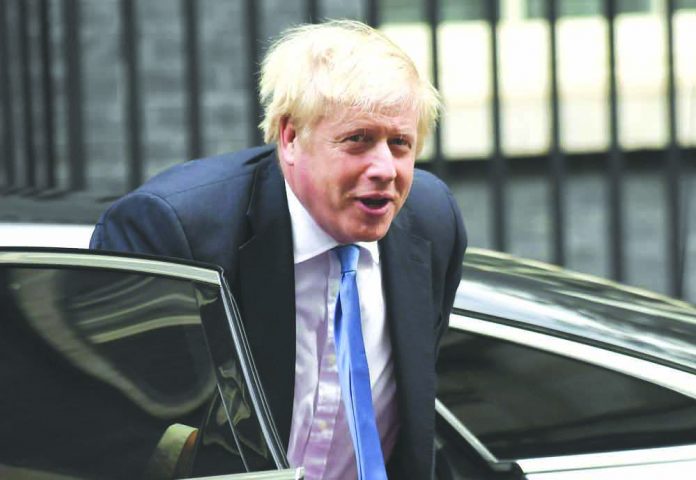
top-left (356, 194), bottom-right (393, 213)
top-left (359, 198), bottom-right (389, 209)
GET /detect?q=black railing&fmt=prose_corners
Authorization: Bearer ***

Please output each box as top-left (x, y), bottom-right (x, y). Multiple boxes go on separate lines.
top-left (183, 0), bottom-right (202, 161)
top-left (547, 0), bottom-right (565, 268)
top-left (244, 0), bottom-right (263, 146)
top-left (0, 0), bottom-right (692, 299)
top-left (665, 0), bottom-right (684, 298)
top-left (605, 0), bottom-right (625, 283)
top-left (39, 0), bottom-right (56, 191)
top-left (121, 0), bottom-right (143, 190)
top-left (486, 0), bottom-right (507, 253)
top-left (0, 0), bottom-right (14, 191)
top-left (64, 0), bottom-right (86, 191)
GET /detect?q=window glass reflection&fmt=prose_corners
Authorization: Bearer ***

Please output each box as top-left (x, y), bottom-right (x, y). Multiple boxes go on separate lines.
top-left (437, 328), bottom-right (696, 459)
top-left (0, 265), bottom-right (271, 478)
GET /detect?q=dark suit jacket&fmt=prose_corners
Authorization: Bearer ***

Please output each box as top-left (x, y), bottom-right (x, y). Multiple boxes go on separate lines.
top-left (90, 144), bottom-right (467, 479)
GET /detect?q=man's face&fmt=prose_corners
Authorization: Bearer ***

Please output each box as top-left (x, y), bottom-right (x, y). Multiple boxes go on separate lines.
top-left (279, 106), bottom-right (418, 244)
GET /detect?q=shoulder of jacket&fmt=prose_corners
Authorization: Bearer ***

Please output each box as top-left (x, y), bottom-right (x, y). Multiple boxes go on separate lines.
top-left (133, 145), bottom-right (276, 199)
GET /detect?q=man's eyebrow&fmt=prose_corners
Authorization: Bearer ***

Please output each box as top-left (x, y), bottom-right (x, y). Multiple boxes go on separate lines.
top-left (334, 126), bottom-right (367, 136)
top-left (390, 129), bottom-right (415, 139)
top-left (334, 115), bottom-right (416, 135)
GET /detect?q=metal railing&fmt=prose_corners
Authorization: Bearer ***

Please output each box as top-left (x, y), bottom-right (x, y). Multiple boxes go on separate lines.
top-left (0, 0), bottom-right (692, 299)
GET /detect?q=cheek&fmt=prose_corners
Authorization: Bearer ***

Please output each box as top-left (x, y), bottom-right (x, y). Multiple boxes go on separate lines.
top-left (396, 164), bottom-right (414, 191)
top-left (328, 165), bottom-right (359, 196)
top-left (300, 166), bottom-right (341, 209)
top-left (296, 160), bottom-right (323, 193)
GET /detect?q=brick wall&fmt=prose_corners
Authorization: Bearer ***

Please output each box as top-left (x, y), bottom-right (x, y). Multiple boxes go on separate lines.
top-left (2, 0), bottom-right (363, 195)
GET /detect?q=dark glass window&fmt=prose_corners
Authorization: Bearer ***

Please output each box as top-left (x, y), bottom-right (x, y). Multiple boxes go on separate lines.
top-left (381, 0), bottom-right (423, 23)
top-left (616, 0), bottom-right (653, 13)
top-left (0, 264), bottom-right (274, 479)
top-left (441, 0), bottom-right (486, 22)
top-left (436, 329), bottom-right (696, 460)
top-left (381, 0), bottom-right (485, 24)
top-left (678, 0), bottom-right (696, 9)
top-left (527, 0), bottom-right (650, 18)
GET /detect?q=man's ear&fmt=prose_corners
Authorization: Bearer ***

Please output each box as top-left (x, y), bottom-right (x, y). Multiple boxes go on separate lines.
top-left (278, 116), bottom-right (297, 166)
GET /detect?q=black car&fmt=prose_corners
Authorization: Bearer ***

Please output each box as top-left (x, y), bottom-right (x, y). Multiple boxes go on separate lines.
top-left (1, 245), bottom-right (695, 479)
top-left (436, 249), bottom-right (696, 479)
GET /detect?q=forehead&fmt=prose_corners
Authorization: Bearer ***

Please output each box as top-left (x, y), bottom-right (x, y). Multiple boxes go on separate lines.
top-left (322, 105), bottom-right (418, 134)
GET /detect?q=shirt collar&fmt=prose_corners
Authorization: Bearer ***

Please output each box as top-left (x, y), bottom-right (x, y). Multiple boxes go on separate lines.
top-left (284, 181), bottom-right (380, 265)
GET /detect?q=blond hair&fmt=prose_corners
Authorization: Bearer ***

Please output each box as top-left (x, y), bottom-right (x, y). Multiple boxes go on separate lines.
top-left (259, 19), bottom-right (440, 153)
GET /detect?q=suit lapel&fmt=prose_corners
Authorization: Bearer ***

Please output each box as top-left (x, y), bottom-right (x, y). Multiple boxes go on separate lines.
top-left (238, 154), bottom-right (296, 448)
top-left (380, 209), bottom-right (436, 478)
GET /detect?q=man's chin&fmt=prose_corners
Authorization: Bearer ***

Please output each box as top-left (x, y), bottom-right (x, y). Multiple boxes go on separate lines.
top-left (324, 210), bottom-right (398, 243)
top-left (338, 223), bottom-right (392, 244)
top-left (353, 232), bottom-right (387, 243)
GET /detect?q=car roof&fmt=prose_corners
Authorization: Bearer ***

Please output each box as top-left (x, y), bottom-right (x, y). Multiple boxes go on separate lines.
top-left (455, 248), bottom-right (696, 373)
top-left (0, 222), bottom-right (94, 248)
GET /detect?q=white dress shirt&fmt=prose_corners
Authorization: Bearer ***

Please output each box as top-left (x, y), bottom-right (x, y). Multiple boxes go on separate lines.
top-left (284, 182), bottom-right (399, 479)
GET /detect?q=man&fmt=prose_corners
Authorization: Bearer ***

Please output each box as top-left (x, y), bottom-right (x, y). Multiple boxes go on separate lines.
top-left (91, 20), bottom-right (466, 479)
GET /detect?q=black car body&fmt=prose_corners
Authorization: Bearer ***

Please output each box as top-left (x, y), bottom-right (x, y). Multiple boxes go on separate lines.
top-left (436, 249), bottom-right (696, 479)
top-left (1, 241), bottom-right (694, 479)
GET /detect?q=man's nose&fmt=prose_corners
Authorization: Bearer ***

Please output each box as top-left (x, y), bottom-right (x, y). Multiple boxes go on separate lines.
top-left (367, 142), bottom-right (397, 182)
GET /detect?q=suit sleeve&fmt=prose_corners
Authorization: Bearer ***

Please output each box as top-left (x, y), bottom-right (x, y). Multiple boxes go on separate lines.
top-left (435, 186), bottom-right (467, 356)
top-left (90, 192), bottom-right (194, 260)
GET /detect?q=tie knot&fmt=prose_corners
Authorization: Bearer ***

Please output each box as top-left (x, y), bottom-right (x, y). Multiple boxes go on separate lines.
top-left (334, 244), bottom-right (360, 273)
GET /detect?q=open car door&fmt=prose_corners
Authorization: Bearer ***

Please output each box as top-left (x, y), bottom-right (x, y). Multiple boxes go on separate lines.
top-left (0, 248), bottom-right (302, 480)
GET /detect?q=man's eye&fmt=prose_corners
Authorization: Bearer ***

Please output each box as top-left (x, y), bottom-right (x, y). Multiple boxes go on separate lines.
top-left (389, 137), bottom-right (412, 149)
top-left (345, 134), bottom-right (368, 143)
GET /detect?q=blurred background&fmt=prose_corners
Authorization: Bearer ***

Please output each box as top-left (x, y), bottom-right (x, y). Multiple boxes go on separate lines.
top-left (0, 0), bottom-right (694, 301)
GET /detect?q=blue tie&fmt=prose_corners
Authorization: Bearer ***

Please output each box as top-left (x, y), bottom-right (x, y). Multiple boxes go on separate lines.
top-left (333, 245), bottom-right (387, 480)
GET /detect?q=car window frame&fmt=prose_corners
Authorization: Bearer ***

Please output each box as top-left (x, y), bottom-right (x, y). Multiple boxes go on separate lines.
top-left (448, 313), bottom-right (696, 399)
top-left (182, 468), bottom-right (303, 479)
top-left (0, 466), bottom-right (304, 480)
top-left (517, 444), bottom-right (696, 477)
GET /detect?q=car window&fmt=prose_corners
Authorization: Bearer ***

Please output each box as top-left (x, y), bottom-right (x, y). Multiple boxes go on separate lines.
top-left (436, 328), bottom-right (696, 460)
top-left (0, 260), bottom-right (278, 479)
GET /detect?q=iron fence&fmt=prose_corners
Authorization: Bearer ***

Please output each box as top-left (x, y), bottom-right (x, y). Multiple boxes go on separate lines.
top-left (0, 0), bottom-right (693, 299)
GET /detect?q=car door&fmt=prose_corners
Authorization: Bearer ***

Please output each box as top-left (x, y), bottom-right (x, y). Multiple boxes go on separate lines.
top-left (0, 248), bottom-right (301, 480)
top-left (434, 313), bottom-right (696, 479)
